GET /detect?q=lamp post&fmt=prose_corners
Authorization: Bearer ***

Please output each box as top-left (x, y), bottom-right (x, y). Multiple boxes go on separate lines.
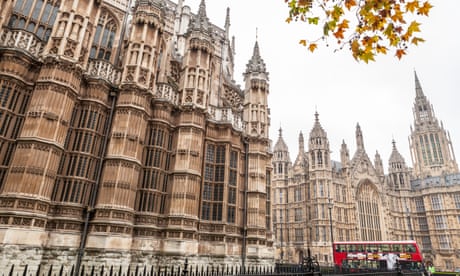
top-left (328, 197), bottom-right (334, 267)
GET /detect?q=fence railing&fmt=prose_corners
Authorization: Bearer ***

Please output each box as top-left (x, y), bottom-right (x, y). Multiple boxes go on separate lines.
top-left (2, 261), bottom-right (324, 276)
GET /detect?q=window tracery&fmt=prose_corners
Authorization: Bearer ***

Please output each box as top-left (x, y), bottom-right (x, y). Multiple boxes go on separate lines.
top-left (8, 0), bottom-right (60, 41)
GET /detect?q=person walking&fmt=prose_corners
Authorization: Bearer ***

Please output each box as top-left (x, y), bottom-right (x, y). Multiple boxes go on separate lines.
top-left (427, 264), bottom-right (435, 276)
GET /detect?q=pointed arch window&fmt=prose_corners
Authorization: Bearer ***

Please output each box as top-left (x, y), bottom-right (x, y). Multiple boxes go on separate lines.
top-left (8, 0), bottom-right (60, 41)
top-left (90, 11), bottom-right (117, 61)
top-left (357, 182), bottom-right (382, 241)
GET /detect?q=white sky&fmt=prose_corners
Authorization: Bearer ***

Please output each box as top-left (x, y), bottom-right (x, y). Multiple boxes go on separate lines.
top-left (186, 0), bottom-right (460, 173)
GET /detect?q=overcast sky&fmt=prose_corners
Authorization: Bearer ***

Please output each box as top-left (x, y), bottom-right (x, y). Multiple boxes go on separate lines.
top-left (186, 0), bottom-right (460, 173)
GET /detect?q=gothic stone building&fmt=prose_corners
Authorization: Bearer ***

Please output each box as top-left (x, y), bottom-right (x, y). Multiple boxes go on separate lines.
top-left (0, 0), bottom-right (274, 272)
top-left (272, 73), bottom-right (460, 271)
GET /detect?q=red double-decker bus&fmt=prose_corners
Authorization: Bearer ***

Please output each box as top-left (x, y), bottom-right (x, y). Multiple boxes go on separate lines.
top-left (332, 240), bottom-right (425, 273)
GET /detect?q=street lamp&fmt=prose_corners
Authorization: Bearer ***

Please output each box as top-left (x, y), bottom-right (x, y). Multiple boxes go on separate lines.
top-left (328, 197), bottom-right (334, 267)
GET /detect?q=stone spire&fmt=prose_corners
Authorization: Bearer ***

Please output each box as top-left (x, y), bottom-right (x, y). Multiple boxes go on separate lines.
top-left (224, 7), bottom-right (230, 38)
top-left (299, 131), bottom-right (305, 154)
top-left (374, 150), bottom-right (384, 176)
top-left (388, 140), bottom-right (410, 190)
top-left (244, 40), bottom-right (267, 76)
top-left (309, 111), bottom-right (327, 140)
top-left (340, 140), bottom-right (350, 167)
top-left (191, 0), bottom-right (210, 32)
top-left (389, 140), bottom-right (405, 165)
top-left (356, 123), bottom-right (365, 151)
top-left (274, 127), bottom-right (289, 154)
top-left (414, 70), bottom-right (424, 98)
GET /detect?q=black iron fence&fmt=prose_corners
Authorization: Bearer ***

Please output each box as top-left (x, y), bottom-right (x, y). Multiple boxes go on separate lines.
top-left (3, 261), bottom-right (428, 276)
top-left (3, 261), bottom-right (323, 276)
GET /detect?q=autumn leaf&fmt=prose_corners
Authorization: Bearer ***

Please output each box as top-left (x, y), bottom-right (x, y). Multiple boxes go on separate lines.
top-left (418, 1), bottom-right (433, 16)
top-left (308, 43), bottom-right (318, 52)
top-left (396, 49), bottom-right (406, 59)
top-left (411, 37), bottom-right (425, 45)
top-left (360, 51), bottom-right (375, 63)
top-left (307, 17), bottom-right (319, 25)
top-left (298, 0), bottom-right (312, 7)
top-left (406, 1), bottom-right (419, 13)
top-left (284, 0), bottom-right (432, 62)
top-left (345, 0), bottom-right (357, 11)
top-left (334, 29), bottom-right (345, 40)
top-left (376, 45), bottom-right (388, 54)
top-left (408, 21), bottom-right (421, 33)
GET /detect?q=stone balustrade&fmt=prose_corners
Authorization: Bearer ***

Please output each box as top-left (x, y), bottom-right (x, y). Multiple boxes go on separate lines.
top-left (154, 83), bottom-right (179, 105)
top-left (207, 106), bottom-right (244, 131)
top-left (86, 59), bottom-right (121, 85)
top-left (0, 28), bottom-right (44, 59)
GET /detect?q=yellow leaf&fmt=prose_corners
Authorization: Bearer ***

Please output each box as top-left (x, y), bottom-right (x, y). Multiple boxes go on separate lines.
top-left (408, 21), bottom-right (421, 33)
top-left (411, 37), bottom-right (425, 45)
top-left (286, 17), bottom-right (293, 23)
top-left (406, 1), bottom-right (419, 13)
top-left (299, 39), bottom-right (307, 46)
top-left (417, 1), bottom-right (433, 16)
top-left (376, 45), bottom-right (388, 54)
top-left (360, 50), bottom-right (375, 63)
top-left (308, 43), bottom-right (318, 52)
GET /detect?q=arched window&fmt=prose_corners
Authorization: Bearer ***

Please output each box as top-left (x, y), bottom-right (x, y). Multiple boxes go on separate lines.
top-left (357, 182), bottom-right (382, 241)
top-left (8, 0), bottom-right (60, 41)
top-left (90, 11), bottom-right (117, 61)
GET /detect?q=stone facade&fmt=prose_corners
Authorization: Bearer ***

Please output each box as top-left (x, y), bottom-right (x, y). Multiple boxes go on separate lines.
top-left (272, 72), bottom-right (460, 271)
top-left (0, 0), bottom-right (274, 273)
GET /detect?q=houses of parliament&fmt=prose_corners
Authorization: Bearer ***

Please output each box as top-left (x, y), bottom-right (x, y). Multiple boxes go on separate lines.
top-left (0, 0), bottom-right (459, 273)
top-left (272, 73), bottom-right (460, 271)
top-left (0, 0), bottom-right (274, 272)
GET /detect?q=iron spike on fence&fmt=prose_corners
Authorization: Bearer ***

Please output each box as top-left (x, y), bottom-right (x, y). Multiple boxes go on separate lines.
top-left (47, 264), bottom-right (53, 276)
top-left (36, 264), bottom-right (41, 276)
top-left (8, 264), bottom-right (14, 276)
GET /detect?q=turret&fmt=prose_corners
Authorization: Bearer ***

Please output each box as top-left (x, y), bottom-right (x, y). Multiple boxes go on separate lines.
top-left (388, 140), bottom-right (410, 190)
top-left (273, 128), bottom-right (292, 176)
top-left (243, 40), bottom-right (269, 138)
top-left (409, 71), bottom-right (459, 178)
top-left (308, 112), bottom-right (330, 170)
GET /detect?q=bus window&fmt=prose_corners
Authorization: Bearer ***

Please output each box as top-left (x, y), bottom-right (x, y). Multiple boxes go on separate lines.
top-left (393, 244), bottom-right (401, 252)
top-left (406, 244), bottom-right (415, 252)
top-left (367, 244), bottom-right (378, 253)
top-left (381, 244), bottom-right (390, 253)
